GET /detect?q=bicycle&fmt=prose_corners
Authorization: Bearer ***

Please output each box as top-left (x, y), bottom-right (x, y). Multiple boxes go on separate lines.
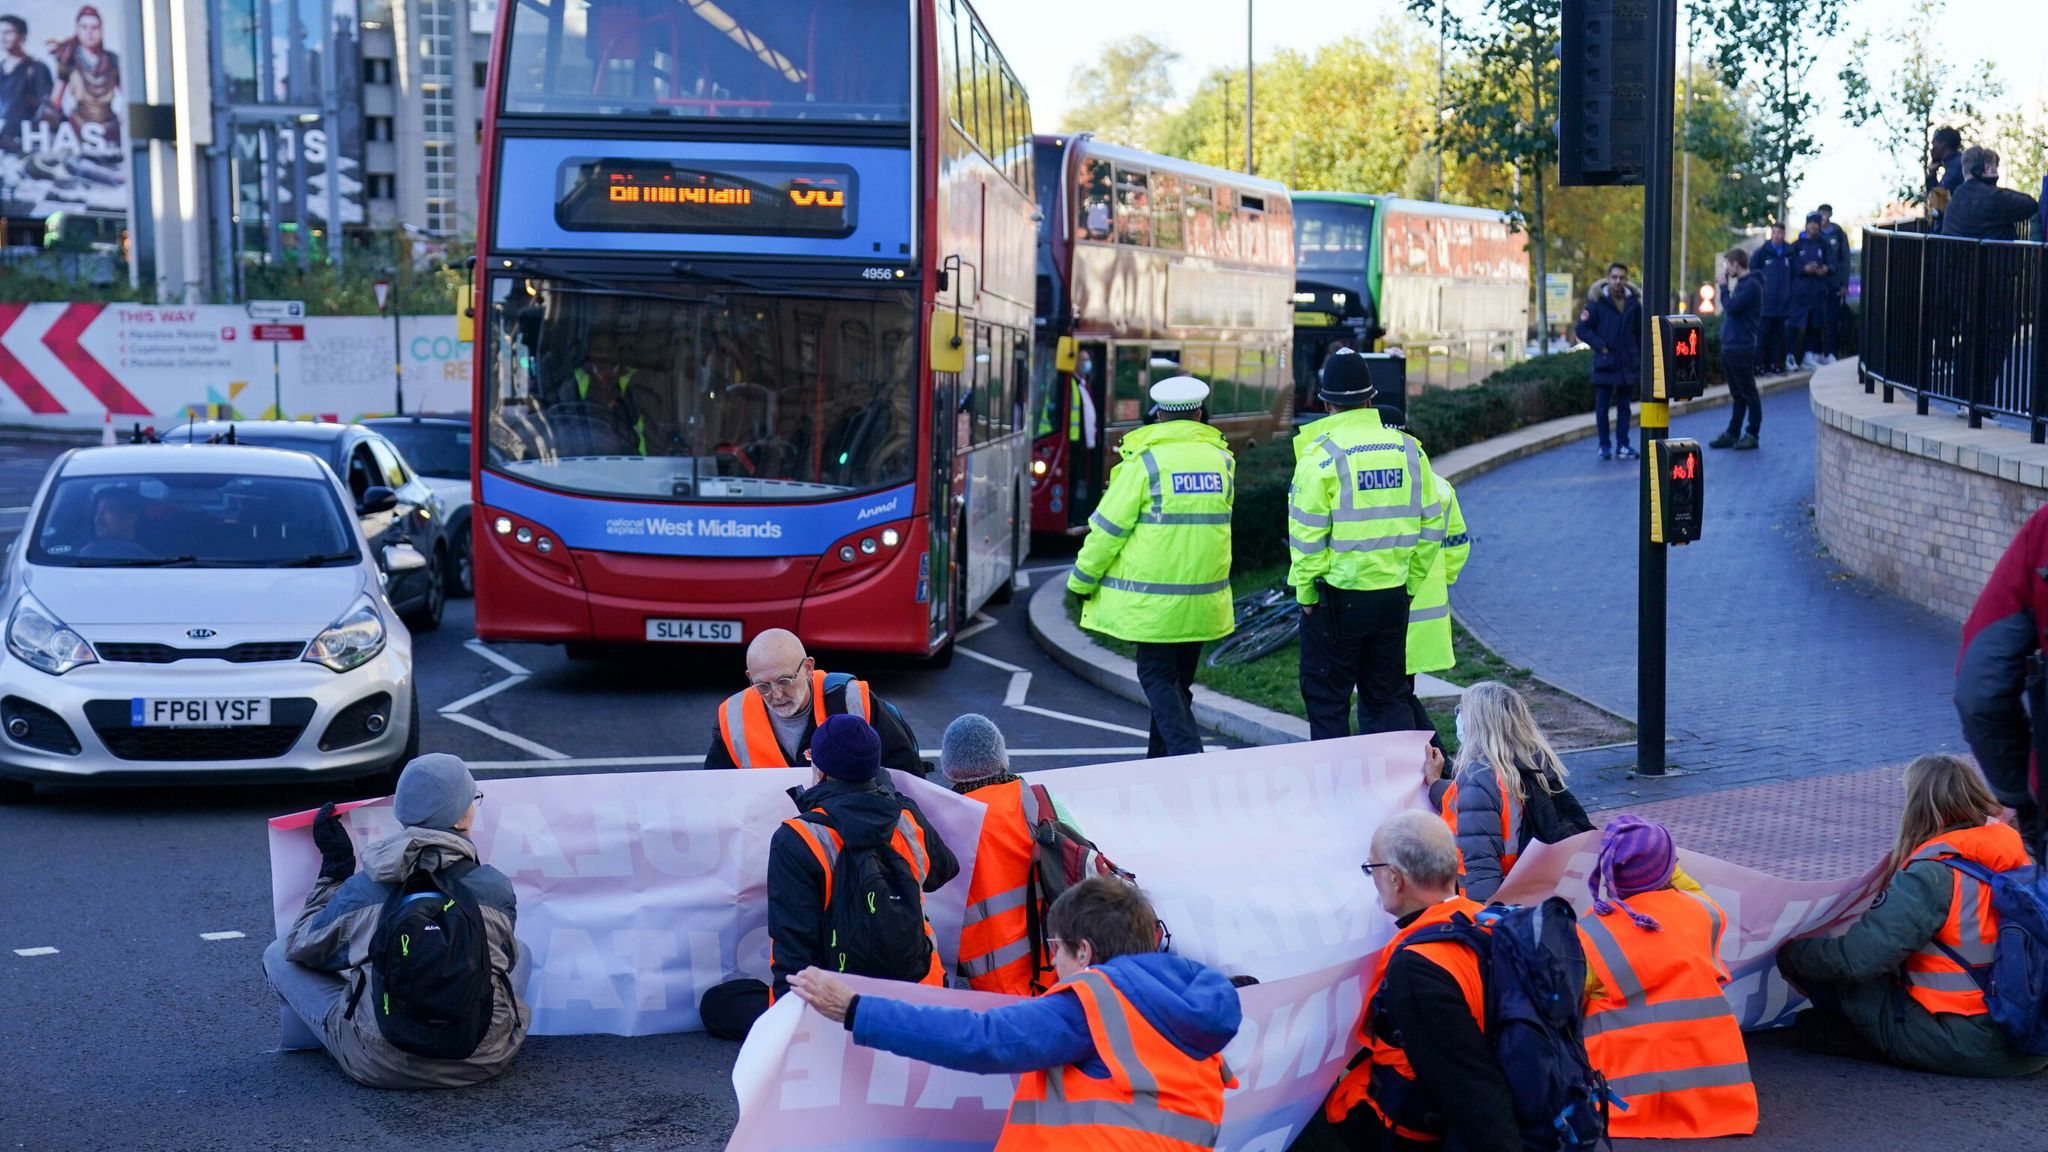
top-left (1207, 587), bottom-right (1301, 667)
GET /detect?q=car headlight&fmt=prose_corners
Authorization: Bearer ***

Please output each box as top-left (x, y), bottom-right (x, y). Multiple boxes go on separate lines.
top-left (6, 593), bottom-right (96, 675)
top-left (303, 596), bottom-right (387, 673)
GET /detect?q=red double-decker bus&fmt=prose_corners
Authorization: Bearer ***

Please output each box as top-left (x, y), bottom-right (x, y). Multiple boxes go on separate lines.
top-left (470, 0), bottom-right (1035, 660)
top-left (1028, 133), bottom-right (1295, 535)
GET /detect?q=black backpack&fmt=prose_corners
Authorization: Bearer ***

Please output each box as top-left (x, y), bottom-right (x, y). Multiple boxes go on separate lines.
top-left (1019, 783), bottom-right (1135, 989)
top-left (802, 810), bottom-right (936, 983)
top-left (347, 858), bottom-right (497, 1060)
top-left (1370, 899), bottom-right (1609, 1151)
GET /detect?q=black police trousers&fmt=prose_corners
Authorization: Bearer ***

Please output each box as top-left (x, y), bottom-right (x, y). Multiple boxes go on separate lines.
top-left (1299, 584), bottom-right (1413, 741)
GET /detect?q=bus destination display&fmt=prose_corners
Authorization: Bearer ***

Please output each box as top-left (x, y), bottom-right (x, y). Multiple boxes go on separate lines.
top-left (556, 159), bottom-right (858, 238)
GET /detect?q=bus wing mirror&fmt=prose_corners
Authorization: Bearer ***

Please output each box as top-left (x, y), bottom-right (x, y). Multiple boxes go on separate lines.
top-left (930, 310), bottom-right (966, 374)
top-left (1055, 336), bottom-right (1078, 373)
top-left (456, 257), bottom-right (476, 344)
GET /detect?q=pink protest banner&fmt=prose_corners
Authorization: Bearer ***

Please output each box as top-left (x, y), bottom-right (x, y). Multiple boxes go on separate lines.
top-left (1494, 832), bottom-right (1889, 1029)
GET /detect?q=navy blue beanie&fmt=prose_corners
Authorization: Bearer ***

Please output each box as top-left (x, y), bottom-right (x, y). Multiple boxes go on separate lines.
top-left (811, 714), bottom-right (882, 781)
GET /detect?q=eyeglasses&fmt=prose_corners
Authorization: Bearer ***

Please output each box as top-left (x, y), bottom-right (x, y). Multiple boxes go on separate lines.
top-left (748, 662), bottom-right (809, 695)
top-left (473, 790), bottom-right (484, 806)
top-left (1360, 861), bottom-right (1396, 877)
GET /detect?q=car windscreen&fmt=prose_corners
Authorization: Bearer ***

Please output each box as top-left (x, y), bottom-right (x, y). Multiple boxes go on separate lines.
top-left (371, 423), bottom-right (472, 480)
top-left (30, 471), bottom-right (360, 568)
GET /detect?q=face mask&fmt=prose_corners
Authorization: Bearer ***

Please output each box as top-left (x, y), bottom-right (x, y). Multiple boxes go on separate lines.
top-left (1455, 707), bottom-right (1470, 746)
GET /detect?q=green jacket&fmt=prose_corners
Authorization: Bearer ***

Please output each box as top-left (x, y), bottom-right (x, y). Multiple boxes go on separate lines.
top-left (1407, 473), bottom-right (1468, 674)
top-left (1067, 420), bottom-right (1234, 643)
top-left (1778, 825), bottom-right (2048, 1078)
top-left (1286, 407), bottom-right (1445, 606)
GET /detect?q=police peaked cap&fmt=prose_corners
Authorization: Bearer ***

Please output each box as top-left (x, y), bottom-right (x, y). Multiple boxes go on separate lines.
top-left (1149, 375), bottom-right (1210, 411)
top-left (1319, 349), bottom-right (1377, 404)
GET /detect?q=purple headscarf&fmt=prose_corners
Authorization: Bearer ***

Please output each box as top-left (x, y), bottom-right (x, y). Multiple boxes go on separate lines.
top-left (1589, 814), bottom-right (1677, 931)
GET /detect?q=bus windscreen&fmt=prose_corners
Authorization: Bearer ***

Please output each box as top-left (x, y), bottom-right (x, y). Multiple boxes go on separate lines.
top-left (1295, 199), bottom-right (1374, 273)
top-left (482, 280), bottom-right (917, 502)
top-left (556, 158), bottom-right (857, 237)
top-left (503, 0), bottom-right (911, 122)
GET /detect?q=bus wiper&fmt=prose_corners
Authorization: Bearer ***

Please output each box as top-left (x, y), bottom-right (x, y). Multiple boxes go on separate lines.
top-left (669, 261), bottom-right (778, 294)
top-left (76, 555), bottom-right (200, 568)
top-left (277, 551), bottom-right (361, 567)
top-left (497, 261), bottom-right (686, 303)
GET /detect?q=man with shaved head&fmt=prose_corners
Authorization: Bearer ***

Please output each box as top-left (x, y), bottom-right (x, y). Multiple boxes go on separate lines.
top-left (703, 628), bottom-right (926, 776)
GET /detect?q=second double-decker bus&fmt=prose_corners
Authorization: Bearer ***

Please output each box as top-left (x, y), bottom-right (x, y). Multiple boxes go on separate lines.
top-left (470, 0), bottom-right (1037, 660)
top-left (1027, 134), bottom-right (1295, 535)
top-left (1291, 192), bottom-right (1529, 411)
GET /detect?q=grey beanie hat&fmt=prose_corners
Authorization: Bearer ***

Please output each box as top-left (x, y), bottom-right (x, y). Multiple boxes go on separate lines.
top-left (940, 713), bottom-right (1009, 783)
top-left (393, 753), bottom-right (477, 831)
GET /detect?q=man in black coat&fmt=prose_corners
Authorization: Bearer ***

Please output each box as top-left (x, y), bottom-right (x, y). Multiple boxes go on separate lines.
top-left (1927, 126), bottom-right (1965, 220)
top-left (1941, 146), bottom-right (2039, 241)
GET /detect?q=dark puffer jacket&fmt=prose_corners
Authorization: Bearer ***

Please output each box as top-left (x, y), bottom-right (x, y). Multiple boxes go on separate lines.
top-left (1940, 177), bottom-right (2039, 241)
top-left (1575, 284), bottom-right (1644, 387)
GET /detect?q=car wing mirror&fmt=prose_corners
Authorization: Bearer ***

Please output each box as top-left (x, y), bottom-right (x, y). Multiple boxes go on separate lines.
top-left (358, 486), bottom-right (399, 515)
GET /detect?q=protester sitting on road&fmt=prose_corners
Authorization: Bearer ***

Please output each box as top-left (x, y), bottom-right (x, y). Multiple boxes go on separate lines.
top-left (1940, 146), bottom-right (2039, 241)
top-left (768, 714), bottom-right (959, 1000)
top-left (790, 875), bottom-right (1243, 1151)
top-left (704, 628), bottom-right (925, 776)
top-left (1579, 815), bottom-right (1758, 1138)
top-left (1293, 810), bottom-right (1518, 1152)
top-left (943, 714), bottom-right (1059, 995)
top-left (1777, 754), bottom-right (2048, 1077)
top-left (1443, 680), bottom-right (1594, 900)
top-left (263, 754), bottom-right (530, 1088)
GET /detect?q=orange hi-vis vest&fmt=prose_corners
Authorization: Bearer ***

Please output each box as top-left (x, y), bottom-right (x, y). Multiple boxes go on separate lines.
top-left (1325, 895), bottom-right (1487, 1138)
top-left (779, 806), bottom-right (945, 987)
top-left (1440, 767), bottom-right (1523, 880)
top-left (717, 669), bottom-right (873, 768)
top-left (996, 967), bottom-right (1236, 1151)
top-left (957, 778), bottom-right (1046, 995)
top-left (1580, 888), bottom-right (1757, 1138)
top-left (1899, 823), bottom-right (2031, 1017)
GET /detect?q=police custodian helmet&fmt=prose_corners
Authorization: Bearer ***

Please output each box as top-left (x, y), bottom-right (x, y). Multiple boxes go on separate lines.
top-left (1318, 348), bottom-right (1378, 406)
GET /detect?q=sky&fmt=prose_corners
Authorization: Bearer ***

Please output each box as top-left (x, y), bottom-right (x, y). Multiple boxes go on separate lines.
top-left (974, 0), bottom-right (2048, 226)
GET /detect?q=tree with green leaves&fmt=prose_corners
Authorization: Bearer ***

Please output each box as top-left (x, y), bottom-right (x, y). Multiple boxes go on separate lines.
top-left (1061, 35), bottom-right (1181, 148)
top-left (1707, 0), bottom-right (1850, 226)
top-left (1405, 0), bottom-right (1559, 339)
top-left (1839, 0), bottom-right (2000, 205)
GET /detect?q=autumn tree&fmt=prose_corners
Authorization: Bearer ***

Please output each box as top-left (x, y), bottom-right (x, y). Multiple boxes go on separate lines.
top-left (1707, 0), bottom-right (1851, 225)
top-left (1061, 35), bottom-right (1181, 147)
top-left (1839, 0), bottom-right (2001, 204)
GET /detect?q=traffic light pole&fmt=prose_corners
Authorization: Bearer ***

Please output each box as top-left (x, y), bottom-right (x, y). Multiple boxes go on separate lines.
top-left (1636, 0), bottom-right (1678, 777)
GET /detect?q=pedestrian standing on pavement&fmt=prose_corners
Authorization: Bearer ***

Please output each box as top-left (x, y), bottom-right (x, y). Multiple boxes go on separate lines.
top-left (1927, 126), bottom-right (1966, 221)
top-left (1578, 816), bottom-right (1759, 1138)
top-left (1375, 404), bottom-right (1470, 751)
top-left (704, 628), bottom-right (926, 776)
top-left (790, 876), bottom-right (1243, 1151)
top-left (1940, 146), bottom-right (2040, 241)
top-left (1067, 376), bottom-right (1235, 759)
top-left (1817, 204), bottom-right (1851, 360)
top-left (1293, 811), bottom-right (1519, 1152)
top-left (1752, 222), bottom-right (1797, 375)
top-left (1288, 349), bottom-right (1449, 741)
top-left (1574, 263), bottom-right (1643, 461)
top-left (263, 754), bottom-right (530, 1088)
top-left (1791, 213), bottom-right (1834, 369)
top-left (1442, 681), bottom-right (1593, 901)
top-left (1777, 754), bottom-right (2048, 1078)
top-left (1711, 246), bottom-right (1763, 451)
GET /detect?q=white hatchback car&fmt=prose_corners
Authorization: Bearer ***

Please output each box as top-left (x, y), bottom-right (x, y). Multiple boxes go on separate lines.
top-left (0, 444), bottom-right (418, 800)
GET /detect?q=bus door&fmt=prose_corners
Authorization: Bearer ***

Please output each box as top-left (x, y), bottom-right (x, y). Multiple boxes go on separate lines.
top-left (1066, 342), bottom-right (1108, 529)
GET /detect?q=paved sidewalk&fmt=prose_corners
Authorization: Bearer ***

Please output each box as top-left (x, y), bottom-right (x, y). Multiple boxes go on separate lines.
top-left (1453, 368), bottom-right (1970, 801)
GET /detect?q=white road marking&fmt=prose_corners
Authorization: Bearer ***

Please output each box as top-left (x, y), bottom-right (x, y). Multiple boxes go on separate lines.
top-left (956, 645), bottom-right (1025, 674)
top-left (443, 712), bottom-right (569, 760)
top-left (439, 674), bottom-right (529, 715)
top-left (1003, 671), bottom-right (1032, 707)
top-left (1009, 704), bottom-right (1152, 738)
top-left (199, 931), bottom-right (246, 942)
top-left (13, 947), bottom-right (57, 957)
top-left (463, 639), bottom-right (532, 678)
top-left (955, 613), bottom-right (1001, 643)
top-left (1014, 570), bottom-right (1032, 590)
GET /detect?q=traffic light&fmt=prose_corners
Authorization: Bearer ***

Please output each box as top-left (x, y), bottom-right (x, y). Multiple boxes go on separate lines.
top-left (1557, 0), bottom-right (1651, 187)
top-left (1648, 438), bottom-right (1703, 545)
top-left (1650, 313), bottom-right (1705, 401)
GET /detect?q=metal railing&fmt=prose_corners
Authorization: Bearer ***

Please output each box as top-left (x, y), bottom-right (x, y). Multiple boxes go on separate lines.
top-left (1860, 223), bottom-right (2048, 442)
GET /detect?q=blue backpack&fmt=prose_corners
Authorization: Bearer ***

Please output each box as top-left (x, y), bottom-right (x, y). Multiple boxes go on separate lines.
top-left (1375, 897), bottom-right (1610, 1151)
top-left (1932, 859), bottom-right (2048, 1055)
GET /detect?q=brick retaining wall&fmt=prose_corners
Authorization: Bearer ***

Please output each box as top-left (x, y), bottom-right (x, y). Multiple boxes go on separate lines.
top-left (1811, 363), bottom-right (2048, 622)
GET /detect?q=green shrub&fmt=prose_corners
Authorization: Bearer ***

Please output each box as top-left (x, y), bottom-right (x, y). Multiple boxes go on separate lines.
top-left (1231, 441), bottom-right (1294, 575)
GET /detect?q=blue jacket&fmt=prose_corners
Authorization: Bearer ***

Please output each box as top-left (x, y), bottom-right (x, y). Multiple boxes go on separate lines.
top-left (1575, 286), bottom-right (1643, 387)
top-left (1752, 240), bottom-right (1795, 318)
top-left (849, 951), bottom-right (1242, 1079)
top-left (1819, 223), bottom-right (1852, 290)
top-left (1719, 273), bottom-right (1762, 349)
top-left (1792, 234), bottom-right (1833, 302)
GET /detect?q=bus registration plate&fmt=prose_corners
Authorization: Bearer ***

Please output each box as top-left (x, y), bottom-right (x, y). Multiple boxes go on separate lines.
top-left (646, 619), bottom-right (742, 644)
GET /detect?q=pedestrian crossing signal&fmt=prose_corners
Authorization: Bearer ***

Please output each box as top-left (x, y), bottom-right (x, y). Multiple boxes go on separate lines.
top-left (1649, 438), bottom-right (1703, 545)
top-left (1651, 314), bottom-right (1706, 402)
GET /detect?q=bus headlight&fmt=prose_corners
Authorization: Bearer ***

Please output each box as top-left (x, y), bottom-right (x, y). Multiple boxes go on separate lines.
top-left (881, 528), bottom-right (900, 548)
top-left (494, 516), bottom-right (512, 535)
top-left (1031, 460), bottom-right (1048, 476)
top-left (859, 537), bottom-right (878, 555)
top-left (839, 546), bottom-right (856, 563)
